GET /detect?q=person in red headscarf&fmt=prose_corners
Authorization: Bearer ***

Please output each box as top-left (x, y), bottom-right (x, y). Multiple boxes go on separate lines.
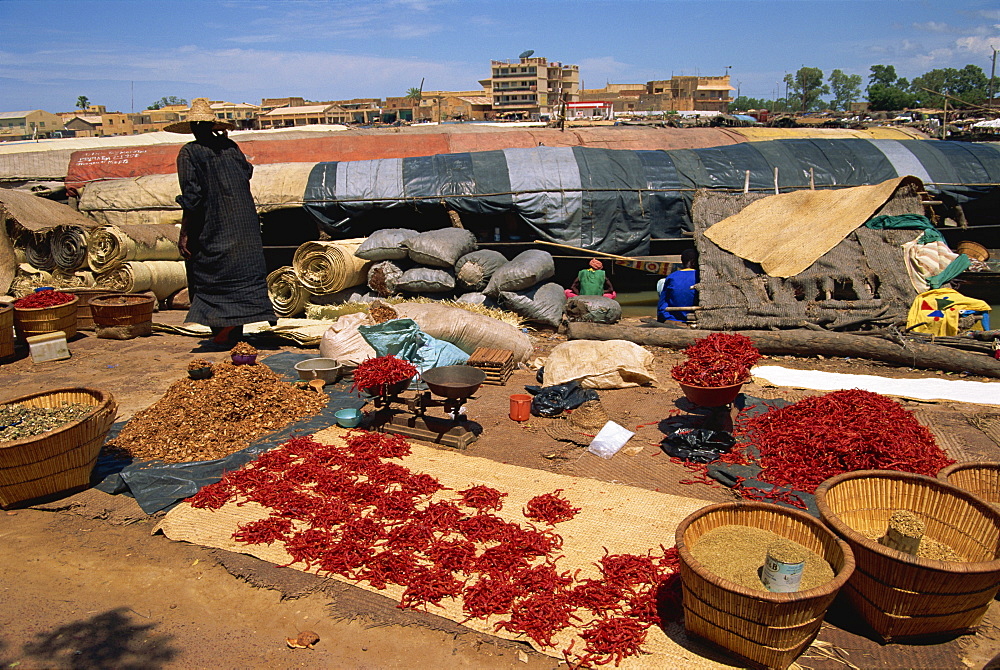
top-left (565, 258), bottom-right (616, 299)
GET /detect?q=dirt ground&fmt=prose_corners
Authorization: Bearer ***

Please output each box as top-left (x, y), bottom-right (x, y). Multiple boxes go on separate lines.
top-left (2, 311), bottom-right (1000, 670)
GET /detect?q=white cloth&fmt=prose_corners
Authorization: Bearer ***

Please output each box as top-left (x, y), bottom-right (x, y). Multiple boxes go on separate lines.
top-left (751, 365), bottom-right (1000, 406)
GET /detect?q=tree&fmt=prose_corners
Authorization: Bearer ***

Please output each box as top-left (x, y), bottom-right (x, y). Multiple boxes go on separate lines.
top-left (866, 65), bottom-right (916, 111)
top-left (405, 87), bottom-right (422, 103)
top-left (784, 67), bottom-right (829, 111)
top-left (828, 70), bottom-right (862, 111)
top-left (729, 96), bottom-right (775, 112)
top-left (76, 95), bottom-right (89, 110)
top-left (147, 96), bottom-right (188, 110)
top-left (910, 65), bottom-right (988, 108)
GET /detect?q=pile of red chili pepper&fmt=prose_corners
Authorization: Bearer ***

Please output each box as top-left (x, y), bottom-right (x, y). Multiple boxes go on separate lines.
top-left (186, 430), bottom-right (682, 666)
top-left (734, 389), bottom-right (954, 494)
top-left (13, 290), bottom-right (75, 309)
top-left (671, 333), bottom-right (761, 387)
top-left (524, 490), bottom-right (580, 525)
top-left (351, 355), bottom-right (417, 394)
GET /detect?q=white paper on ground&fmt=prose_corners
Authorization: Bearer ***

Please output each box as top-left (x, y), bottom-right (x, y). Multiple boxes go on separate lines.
top-left (751, 365), bottom-right (1000, 406)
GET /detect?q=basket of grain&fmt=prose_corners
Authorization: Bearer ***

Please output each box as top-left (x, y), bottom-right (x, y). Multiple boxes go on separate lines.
top-left (0, 387), bottom-right (118, 508)
top-left (675, 501), bottom-right (854, 670)
top-left (0, 302), bottom-right (14, 360)
top-left (65, 288), bottom-right (120, 331)
top-left (12, 292), bottom-right (79, 340)
top-left (937, 462), bottom-right (1000, 507)
top-left (89, 293), bottom-right (155, 340)
top-left (815, 470), bottom-right (1000, 641)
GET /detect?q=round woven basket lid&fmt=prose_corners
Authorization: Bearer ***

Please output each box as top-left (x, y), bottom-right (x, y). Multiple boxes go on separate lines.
top-left (957, 241), bottom-right (990, 262)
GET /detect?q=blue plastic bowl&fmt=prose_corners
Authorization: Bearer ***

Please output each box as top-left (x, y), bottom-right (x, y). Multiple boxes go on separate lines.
top-left (335, 408), bottom-right (363, 428)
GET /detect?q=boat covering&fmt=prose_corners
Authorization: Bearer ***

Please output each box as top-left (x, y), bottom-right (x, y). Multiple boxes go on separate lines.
top-left (75, 138), bottom-right (1000, 257)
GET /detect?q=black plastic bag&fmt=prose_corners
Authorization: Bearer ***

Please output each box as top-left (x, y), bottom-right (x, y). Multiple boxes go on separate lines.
top-left (524, 381), bottom-right (599, 417)
top-left (663, 428), bottom-right (735, 463)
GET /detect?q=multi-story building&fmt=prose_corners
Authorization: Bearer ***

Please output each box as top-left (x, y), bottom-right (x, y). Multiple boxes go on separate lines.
top-left (481, 56), bottom-right (579, 119)
top-left (258, 104), bottom-right (341, 129)
top-left (413, 91), bottom-right (492, 122)
top-left (0, 110), bottom-right (65, 140)
top-left (581, 75), bottom-right (734, 115)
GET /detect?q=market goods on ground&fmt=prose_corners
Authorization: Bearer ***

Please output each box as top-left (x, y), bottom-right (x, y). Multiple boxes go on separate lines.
top-left (0, 402), bottom-right (94, 441)
top-left (104, 362), bottom-right (327, 463)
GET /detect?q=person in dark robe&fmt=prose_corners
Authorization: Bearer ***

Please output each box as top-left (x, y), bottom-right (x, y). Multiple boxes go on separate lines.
top-left (166, 98), bottom-right (275, 345)
top-left (565, 258), bottom-right (616, 299)
top-left (658, 248), bottom-right (698, 322)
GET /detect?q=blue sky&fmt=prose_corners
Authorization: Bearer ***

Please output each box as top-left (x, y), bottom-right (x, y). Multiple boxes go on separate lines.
top-left (2, 0), bottom-right (998, 113)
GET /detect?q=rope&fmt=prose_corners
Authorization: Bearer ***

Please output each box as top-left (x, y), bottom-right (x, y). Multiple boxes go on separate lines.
top-left (266, 266), bottom-right (311, 318)
top-left (292, 239), bottom-right (369, 294)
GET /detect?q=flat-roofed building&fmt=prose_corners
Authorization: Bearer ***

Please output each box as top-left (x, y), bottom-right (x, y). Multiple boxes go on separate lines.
top-left (258, 104), bottom-right (341, 129)
top-left (0, 109), bottom-right (65, 141)
top-left (481, 56), bottom-right (579, 119)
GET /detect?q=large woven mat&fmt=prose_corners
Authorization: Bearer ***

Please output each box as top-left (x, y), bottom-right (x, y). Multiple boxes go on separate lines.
top-left (158, 427), bottom-right (732, 669)
top-left (704, 176), bottom-right (918, 277)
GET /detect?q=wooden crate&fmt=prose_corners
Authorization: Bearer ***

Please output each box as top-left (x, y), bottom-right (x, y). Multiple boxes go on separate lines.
top-left (467, 347), bottom-right (514, 386)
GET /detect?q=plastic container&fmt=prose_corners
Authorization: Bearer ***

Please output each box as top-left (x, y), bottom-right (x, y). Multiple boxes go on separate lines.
top-left (335, 408), bottom-right (363, 428)
top-left (231, 353), bottom-right (257, 365)
top-left (509, 394), bottom-right (532, 421)
top-left (26, 331), bottom-right (70, 363)
top-left (294, 358), bottom-right (342, 385)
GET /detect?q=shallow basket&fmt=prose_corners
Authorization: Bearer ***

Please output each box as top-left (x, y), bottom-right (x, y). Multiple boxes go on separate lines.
top-left (815, 470), bottom-right (1000, 641)
top-left (0, 387), bottom-right (117, 508)
top-left (89, 293), bottom-right (155, 327)
top-left (0, 303), bottom-right (13, 360)
top-left (675, 501), bottom-right (855, 670)
top-left (13, 294), bottom-right (79, 340)
top-left (65, 288), bottom-right (120, 331)
top-left (937, 462), bottom-right (1000, 507)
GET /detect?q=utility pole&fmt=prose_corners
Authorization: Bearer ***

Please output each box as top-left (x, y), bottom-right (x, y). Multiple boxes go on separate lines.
top-left (990, 46), bottom-right (997, 112)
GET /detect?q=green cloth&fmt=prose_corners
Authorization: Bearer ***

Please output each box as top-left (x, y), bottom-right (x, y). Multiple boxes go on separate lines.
top-left (577, 269), bottom-right (605, 295)
top-left (927, 253), bottom-right (971, 289)
top-left (864, 214), bottom-right (944, 244)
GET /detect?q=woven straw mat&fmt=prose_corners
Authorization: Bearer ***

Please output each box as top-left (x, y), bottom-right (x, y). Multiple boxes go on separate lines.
top-left (158, 427), bottom-right (728, 669)
top-left (704, 176), bottom-right (918, 278)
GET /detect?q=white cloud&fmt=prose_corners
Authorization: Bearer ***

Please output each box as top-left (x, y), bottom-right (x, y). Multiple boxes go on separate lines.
top-left (912, 21), bottom-right (951, 34)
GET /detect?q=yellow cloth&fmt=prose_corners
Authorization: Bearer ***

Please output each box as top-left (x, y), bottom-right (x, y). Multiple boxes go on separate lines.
top-left (906, 288), bottom-right (990, 336)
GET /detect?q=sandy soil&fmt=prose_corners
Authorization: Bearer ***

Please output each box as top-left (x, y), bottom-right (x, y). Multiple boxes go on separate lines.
top-left (2, 311), bottom-right (1000, 669)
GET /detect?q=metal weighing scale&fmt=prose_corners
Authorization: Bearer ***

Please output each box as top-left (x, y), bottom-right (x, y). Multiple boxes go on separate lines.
top-left (364, 365), bottom-right (487, 449)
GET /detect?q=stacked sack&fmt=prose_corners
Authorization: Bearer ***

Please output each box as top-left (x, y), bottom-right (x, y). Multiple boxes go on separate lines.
top-left (356, 228), bottom-right (565, 328)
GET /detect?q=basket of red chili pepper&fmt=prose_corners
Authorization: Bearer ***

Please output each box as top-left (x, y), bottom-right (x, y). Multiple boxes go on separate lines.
top-left (12, 290), bottom-right (79, 340)
top-left (351, 355), bottom-right (417, 397)
top-left (671, 333), bottom-right (760, 407)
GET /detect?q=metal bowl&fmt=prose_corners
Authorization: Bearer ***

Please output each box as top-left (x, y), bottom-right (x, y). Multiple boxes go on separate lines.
top-left (421, 365), bottom-right (486, 399)
top-left (295, 357), bottom-right (342, 384)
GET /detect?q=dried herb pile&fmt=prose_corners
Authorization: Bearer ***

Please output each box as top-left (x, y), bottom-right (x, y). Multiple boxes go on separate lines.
top-left (105, 363), bottom-right (327, 463)
top-left (0, 403), bottom-right (93, 441)
top-left (734, 389), bottom-right (953, 495)
top-left (187, 431), bottom-right (682, 666)
top-left (671, 333), bottom-right (761, 387)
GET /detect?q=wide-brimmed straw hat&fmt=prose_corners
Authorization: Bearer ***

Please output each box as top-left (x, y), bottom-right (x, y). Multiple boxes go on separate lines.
top-left (164, 98), bottom-right (235, 134)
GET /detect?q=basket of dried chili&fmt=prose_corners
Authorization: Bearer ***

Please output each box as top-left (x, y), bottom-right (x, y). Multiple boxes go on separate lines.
top-left (937, 461), bottom-right (1000, 507)
top-left (12, 290), bottom-right (79, 340)
top-left (816, 470), bottom-right (1000, 642)
top-left (352, 355), bottom-right (416, 397)
top-left (675, 501), bottom-right (854, 670)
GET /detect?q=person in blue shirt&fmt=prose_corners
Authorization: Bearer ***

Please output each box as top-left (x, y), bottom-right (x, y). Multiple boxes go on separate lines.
top-left (658, 248), bottom-right (698, 322)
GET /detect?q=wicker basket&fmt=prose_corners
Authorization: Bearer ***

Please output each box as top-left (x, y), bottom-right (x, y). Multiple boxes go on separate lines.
top-left (815, 470), bottom-right (1000, 641)
top-left (90, 294), bottom-right (155, 340)
top-left (0, 387), bottom-right (117, 508)
top-left (65, 288), bottom-right (120, 331)
top-left (13, 295), bottom-right (79, 340)
top-left (675, 502), bottom-right (855, 670)
top-left (0, 303), bottom-right (13, 360)
top-left (937, 462), bottom-right (1000, 507)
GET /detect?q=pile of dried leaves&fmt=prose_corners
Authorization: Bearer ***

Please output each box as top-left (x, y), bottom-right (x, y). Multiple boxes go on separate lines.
top-left (105, 362), bottom-right (328, 463)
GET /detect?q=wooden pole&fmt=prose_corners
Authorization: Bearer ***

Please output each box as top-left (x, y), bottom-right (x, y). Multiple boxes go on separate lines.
top-left (743, 170), bottom-right (750, 194)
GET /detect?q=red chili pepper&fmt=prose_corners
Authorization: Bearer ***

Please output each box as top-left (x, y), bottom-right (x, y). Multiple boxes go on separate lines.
top-left (13, 290), bottom-right (75, 309)
top-left (671, 332), bottom-right (760, 387)
top-left (524, 489), bottom-right (581, 525)
top-left (458, 485), bottom-right (507, 512)
top-left (351, 355), bottom-right (417, 394)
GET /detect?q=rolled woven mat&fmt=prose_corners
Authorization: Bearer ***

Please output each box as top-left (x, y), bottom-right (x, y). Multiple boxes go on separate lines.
top-left (266, 266), bottom-right (311, 318)
top-left (96, 260), bottom-right (187, 300)
top-left (292, 239), bottom-right (369, 294)
top-left (51, 269), bottom-right (96, 289)
top-left (51, 225), bottom-right (93, 271)
top-left (87, 224), bottom-right (181, 273)
top-left (22, 232), bottom-right (55, 272)
top-left (9, 268), bottom-right (54, 297)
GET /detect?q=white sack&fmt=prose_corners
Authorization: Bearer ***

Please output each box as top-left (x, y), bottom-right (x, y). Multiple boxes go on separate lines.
top-left (543, 340), bottom-right (657, 389)
top-left (318, 312), bottom-right (377, 367)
